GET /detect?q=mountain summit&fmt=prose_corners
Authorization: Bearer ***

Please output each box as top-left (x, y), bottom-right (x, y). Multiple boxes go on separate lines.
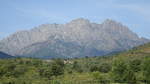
top-left (0, 18), bottom-right (149, 58)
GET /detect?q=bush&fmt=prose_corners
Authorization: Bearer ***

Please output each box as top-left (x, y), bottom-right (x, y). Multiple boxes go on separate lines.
top-left (51, 64), bottom-right (64, 76)
top-left (142, 57), bottom-right (150, 83)
top-left (92, 71), bottom-right (108, 83)
top-left (90, 65), bottom-right (99, 72)
top-left (99, 63), bottom-right (111, 73)
top-left (72, 61), bottom-right (83, 73)
top-left (111, 58), bottom-right (128, 83)
top-left (129, 59), bottom-right (141, 72)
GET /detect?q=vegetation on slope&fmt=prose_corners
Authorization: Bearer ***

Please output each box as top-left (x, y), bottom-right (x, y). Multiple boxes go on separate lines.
top-left (0, 52), bottom-right (14, 59)
top-left (0, 43), bottom-right (150, 84)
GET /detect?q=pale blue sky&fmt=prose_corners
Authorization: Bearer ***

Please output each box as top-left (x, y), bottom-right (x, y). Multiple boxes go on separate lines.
top-left (0, 0), bottom-right (150, 39)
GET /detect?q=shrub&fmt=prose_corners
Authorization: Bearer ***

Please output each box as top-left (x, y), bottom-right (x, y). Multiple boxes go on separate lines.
top-left (99, 63), bottom-right (111, 73)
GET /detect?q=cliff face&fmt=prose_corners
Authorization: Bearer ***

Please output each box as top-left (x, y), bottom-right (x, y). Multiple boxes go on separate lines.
top-left (0, 18), bottom-right (149, 58)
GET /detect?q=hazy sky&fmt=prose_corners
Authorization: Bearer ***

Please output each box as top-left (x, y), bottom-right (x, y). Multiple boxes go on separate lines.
top-left (0, 0), bottom-right (150, 39)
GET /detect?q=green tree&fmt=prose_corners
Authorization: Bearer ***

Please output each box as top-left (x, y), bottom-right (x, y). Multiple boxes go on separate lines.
top-left (92, 71), bottom-right (108, 84)
top-left (90, 65), bottom-right (99, 72)
top-left (111, 58), bottom-right (127, 83)
top-left (51, 64), bottom-right (64, 76)
top-left (54, 59), bottom-right (64, 67)
top-left (0, 63), bottom-right (16, 77)
top-left (142, 57), bottom-right (150, 83)
top-left (72, 61), bottom-right (83, 73)
top-left (99, 63), bottom-right (111, 73)
top-left (124, 70), bottom-right (137, 84)
top-left (129, 59), bottom-right (141, 72)
top-left (39, 67), bottom-right (52, 79)
top-left (13, 65), bottom-right (28, 77)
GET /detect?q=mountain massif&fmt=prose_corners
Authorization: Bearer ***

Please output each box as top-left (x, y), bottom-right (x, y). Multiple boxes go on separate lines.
top-left (0, 18), bottom-right (149, 58)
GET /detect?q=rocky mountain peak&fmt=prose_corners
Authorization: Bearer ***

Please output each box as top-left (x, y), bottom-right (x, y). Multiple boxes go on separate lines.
top-left (102, 19), bottom-right (132, 34)
top-left (69, 18), bottom-right (90, 24)
top-left (103, 19), bottom-right (118, 23)
top-left (0, 18), bottom-right (149, 58)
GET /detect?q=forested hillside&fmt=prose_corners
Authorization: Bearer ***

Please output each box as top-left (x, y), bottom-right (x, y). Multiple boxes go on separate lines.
top-left (0, 52), bottom-right (14, 59)
top-left (0, 43), bottom-right (150, 84)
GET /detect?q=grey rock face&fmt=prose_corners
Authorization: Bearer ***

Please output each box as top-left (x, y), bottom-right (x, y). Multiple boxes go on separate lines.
top-left (0, 18), bottom-right (149, 58)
